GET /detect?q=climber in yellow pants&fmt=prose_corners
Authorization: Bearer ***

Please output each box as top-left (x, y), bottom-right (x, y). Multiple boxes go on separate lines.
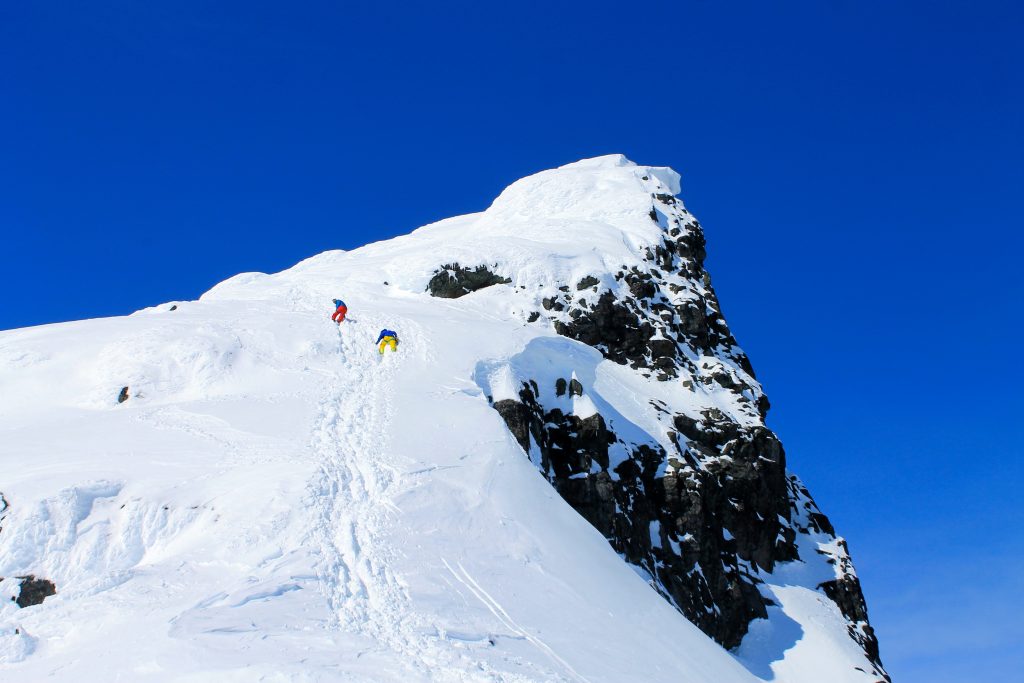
top-left (376, 328), bottom-right (398, 355)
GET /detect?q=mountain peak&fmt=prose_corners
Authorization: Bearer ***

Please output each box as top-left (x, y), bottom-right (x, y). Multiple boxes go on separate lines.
top-left (477, 155), bottom-right (682, 238)
top-left (557, 153), bottom-right (636, 169)
top-left (0, 156), bottom-right (885, 683)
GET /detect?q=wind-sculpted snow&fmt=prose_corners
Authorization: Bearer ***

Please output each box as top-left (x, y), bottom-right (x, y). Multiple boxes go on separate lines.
top-left (0, 155), bottom-right (884, 682)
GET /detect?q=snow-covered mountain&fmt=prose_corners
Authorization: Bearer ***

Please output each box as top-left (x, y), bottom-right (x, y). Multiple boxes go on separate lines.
top-left (0, 155), bottom-right (887, 682)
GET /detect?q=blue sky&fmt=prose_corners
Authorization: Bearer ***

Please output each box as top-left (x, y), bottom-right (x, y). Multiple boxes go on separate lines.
top-left (2, 1), bottom-right (1022, 679)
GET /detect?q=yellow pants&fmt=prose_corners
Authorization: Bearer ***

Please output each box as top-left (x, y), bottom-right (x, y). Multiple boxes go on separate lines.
top-left (378, 336), bottom-right (397, 354)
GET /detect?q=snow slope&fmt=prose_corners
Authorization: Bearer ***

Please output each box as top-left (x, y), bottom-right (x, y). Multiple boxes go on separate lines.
top-left (0, 155), bottom-right (881, 682)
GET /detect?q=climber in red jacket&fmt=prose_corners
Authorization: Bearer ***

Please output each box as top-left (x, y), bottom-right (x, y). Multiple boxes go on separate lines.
top-left (331, 299), bottom-right (348, 323)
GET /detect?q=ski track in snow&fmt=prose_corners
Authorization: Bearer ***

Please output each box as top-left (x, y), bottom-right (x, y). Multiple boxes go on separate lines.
top-left (307, 316), bottom-right (414, 663)
top-left (306, 313), bottom-right (502, 681)
top-left (302, 313), bottom-right (552, 682)
top-left (442, 559), bottom-right (586, 683)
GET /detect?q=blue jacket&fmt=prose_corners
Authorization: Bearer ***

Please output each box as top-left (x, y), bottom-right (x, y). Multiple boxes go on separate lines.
top-left (377, 329), bottom-right (397, 343)
top-left (333, 299), bottom-right (346, 309)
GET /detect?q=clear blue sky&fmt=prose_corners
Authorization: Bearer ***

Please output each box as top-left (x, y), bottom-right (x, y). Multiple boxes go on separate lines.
top-left (2, 1), bottom-right (1021, 679)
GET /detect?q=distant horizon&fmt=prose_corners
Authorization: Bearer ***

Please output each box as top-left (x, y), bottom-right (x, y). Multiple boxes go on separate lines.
top-left (3, 2), bottom-right (1022, 680)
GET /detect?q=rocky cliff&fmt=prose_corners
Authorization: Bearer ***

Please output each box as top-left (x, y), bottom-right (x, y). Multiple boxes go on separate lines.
top-left (432, 159), bottom-right (888, 680)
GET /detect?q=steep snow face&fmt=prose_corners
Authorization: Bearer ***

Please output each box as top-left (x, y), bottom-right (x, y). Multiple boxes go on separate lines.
top-left (0, 156), bottom-right (884, 682)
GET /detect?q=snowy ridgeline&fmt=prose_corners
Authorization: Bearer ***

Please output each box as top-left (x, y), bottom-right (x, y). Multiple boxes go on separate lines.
top-left (0, 155), bottom-right (886, 682)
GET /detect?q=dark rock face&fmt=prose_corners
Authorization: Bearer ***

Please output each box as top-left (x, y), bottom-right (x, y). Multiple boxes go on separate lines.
top-left (492, 378), bottom-right (788, 649)
top-left (493, 399), bottom-right (532, 453)
top-left (541, 199), bottom-right (753, 384)
top-left (427, 263), bottom-right (511, 298)
top-left (820, 575), bottom-right (884, 670)
top-left (118, 386), bottom-right (130, 404)
top-left (480, 191), bottom-right (887, 678)
top-left (13, 575), bottom-right (56, 608)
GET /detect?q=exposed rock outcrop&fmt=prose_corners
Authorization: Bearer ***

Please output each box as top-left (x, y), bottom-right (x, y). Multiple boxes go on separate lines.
top-left (490, 378), bottom-right (789, 649)
top-left (427, 263), bottom-right (511, 298)
top-left (540, 197), bottom-right (754, 385)
top-left (8, 575), bottom-right (56, 608)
